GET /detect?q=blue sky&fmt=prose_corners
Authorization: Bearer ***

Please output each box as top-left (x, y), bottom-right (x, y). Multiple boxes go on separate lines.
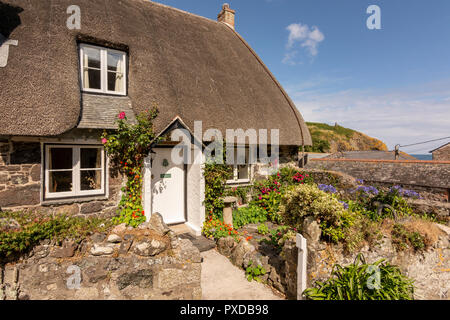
top-left (154, 0), bottom-right (450, 153)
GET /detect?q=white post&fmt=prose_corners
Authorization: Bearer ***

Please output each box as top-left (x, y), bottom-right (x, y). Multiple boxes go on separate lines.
top-left (296, 233), bottom-right (308, 300)
top-left (143, 155), bottom-right (152, 222)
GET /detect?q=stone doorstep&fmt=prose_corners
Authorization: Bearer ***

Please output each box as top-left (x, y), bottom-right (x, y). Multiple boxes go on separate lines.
top-left (178, 233), bottom-right (216, 253)
top-left (169, 223), bottom-right (191, 235)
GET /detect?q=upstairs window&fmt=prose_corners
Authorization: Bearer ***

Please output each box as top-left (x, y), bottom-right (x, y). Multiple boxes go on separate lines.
top-left (226, 146), bottom-right (252, 184)
top-left (80, 44), bottom-right (127, 95)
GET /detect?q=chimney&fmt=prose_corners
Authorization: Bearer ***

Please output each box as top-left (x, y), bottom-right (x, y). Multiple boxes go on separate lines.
top-left (218, 3), bottom-right (235, 30)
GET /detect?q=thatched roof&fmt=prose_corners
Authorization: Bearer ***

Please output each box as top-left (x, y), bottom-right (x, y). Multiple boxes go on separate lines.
top-left (0, 0), bottom-right (312, 146)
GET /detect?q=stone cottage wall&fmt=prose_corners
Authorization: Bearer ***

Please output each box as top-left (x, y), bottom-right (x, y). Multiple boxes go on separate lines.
top-left (0, 139), bottom-right (123, 218)
top-left (0, 216), bottom-right (202, 300)
top-left (433, 144), bottom-right (450, 161)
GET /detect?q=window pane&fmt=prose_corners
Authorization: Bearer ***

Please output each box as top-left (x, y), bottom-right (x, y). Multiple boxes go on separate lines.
top-left (49, 148), bottom-right (72, 170)
top-left (49, 171), bottom-right (72, 193)
top-left (107, 52), bottom-right (123, 72)
top-left (81, 148), bottom-right (101, 169)
top-left (80, 170), bottom-right (102, 191)
top-left (238, 165), bottom-right (249, 180)
top-left (108, 72), bottom-right (124, 92)
top-left (84, 69), bottom-right (101, 90)
top-left (83, 47), bottom-right (101, 69)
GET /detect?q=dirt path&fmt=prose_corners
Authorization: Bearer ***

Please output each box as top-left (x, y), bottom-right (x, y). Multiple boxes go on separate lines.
top-left (201, 249), bottom-right (284, 300)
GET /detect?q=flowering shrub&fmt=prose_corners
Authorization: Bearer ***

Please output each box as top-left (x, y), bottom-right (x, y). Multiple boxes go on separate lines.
top-left (390, 186), bottom-right (421, 199)
top-left (318, 184), bottom-right (338, 194)
top-left (101, 107), bottom-right (159, 227)
top-left (226, 186), bottom-right (250, 205)
top-left (277, 167), bottom-right (314, 185)
top-left (251, 177), bottom-right (283, 223)
top-left (202, 217), bottom-right (239, 240)
top-left (279, 184), bottom-right (355, 243)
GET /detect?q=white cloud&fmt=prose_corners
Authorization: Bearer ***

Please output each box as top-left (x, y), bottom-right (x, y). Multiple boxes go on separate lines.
top-left (287, 79), bottom-right (450, 153)
top-left (284, 23), bottom-right (324, 61)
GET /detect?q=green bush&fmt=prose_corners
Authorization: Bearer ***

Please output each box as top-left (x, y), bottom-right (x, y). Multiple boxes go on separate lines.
top-left (304, 254), bottom-right (415, 300)
top-left (245, 260), bottom-right (267, 282)
top-left (279, 184), bottom-right (354, 242)
top-left (257, 223), bottom-right (269, 235)
top-left (232, 205), bottom-right (268, 229)
top-left (392, 224), bottom-right (426, 252)
top-left (0, 211), bottom-right (113, 258)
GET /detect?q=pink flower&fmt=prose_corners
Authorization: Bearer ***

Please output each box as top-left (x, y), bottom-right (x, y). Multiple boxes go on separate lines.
top-left (118, 112), bottom-right (126, 119)
top-left (102, 138), bottom-right (107, 144)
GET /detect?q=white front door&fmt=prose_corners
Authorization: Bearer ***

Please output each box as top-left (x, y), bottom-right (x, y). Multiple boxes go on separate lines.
top-left (151, 148), bottom-right (186, 224)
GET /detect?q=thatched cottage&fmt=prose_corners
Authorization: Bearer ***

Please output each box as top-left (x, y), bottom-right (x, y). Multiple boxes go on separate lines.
top-left (0, 0), bottom-right (311, 235)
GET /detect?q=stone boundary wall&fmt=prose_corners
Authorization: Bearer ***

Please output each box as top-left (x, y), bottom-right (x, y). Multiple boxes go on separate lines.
top-left (305, 158), bottom-right (450, 199)
top-left (0, 214), bottom-right (202, 300)
top-left (0, 140), bottom-right (123, 218)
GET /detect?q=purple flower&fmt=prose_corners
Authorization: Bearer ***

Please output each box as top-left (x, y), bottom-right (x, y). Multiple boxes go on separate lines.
top-left (339, 201), bottom-right (349, 210)
top-left (318, 184), bottom-right (337, 194)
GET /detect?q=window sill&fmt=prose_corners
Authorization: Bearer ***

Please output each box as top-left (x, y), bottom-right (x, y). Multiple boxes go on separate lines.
top-left (41, 195), bottom-right (108, 206)
top-left (226, 179), bottom-right (251, 187)
top-left (81, 90), bottom-right (127, 97)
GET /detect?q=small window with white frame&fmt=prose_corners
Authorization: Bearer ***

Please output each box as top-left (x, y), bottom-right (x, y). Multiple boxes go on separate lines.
top-left (44, 145), bottom-right (106, 200)
top-left (226, 146), bottom-right (252, 184)
top-left (80, 44), bottom-right (127, 95)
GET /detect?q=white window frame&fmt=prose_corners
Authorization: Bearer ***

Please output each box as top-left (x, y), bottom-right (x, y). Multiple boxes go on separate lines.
top-left (79, 43), bottom-right (127, 96)
top-left (226, 146), bottom-right (252, 184)
top-left (44, 145), bottom-right (105, 199)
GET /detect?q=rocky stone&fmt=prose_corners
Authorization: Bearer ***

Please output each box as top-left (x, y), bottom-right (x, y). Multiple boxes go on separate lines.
top-left (107, 234), bottom-right (122, 243)
top-left (303, 216), bottom-right (321, 244)
top-left (112, 223), bottom-right (127, 234)
top-left (29, 164), bottom-right (41, 182)
top-left (54, 204), bottom-right (79, 216)
top-left (217, 236), bottom-right (236, 257)
top-left (80, 202), bottom-right (103, 214)
top-left (90, 244), bottom-right (114, 256)
top-left (0, 184), bottom-right (40, 207)
top-left (176, 239), bottom-right (202, 263)
top-left (90, 233), bottom-right (106, 243)
top-left (133, 239), bottom-right (166, 257)
top-left (33, 245), bottom-right (50, 259)
top-left (148, 212), bottom-right (170, 236)
top-left (116, 269), bottom-right (154, 290)
top-left (230, 238), bottom-right (255, 268)
top-left (50, 240), bottom-right (77, 258)
top-left (10, 174), bottom-right (28, 185)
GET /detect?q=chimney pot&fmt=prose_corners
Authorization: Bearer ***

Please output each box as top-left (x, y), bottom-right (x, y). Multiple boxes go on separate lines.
top-left (218, 3), bottom-right (235, 30)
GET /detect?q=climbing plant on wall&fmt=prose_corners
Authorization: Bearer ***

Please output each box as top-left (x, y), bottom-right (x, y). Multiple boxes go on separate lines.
top-left (101, 107), bottom-right (159, 227)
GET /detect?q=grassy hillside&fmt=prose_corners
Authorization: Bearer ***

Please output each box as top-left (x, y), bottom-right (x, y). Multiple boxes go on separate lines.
top-left (305, 122), bottom-right (388, 153)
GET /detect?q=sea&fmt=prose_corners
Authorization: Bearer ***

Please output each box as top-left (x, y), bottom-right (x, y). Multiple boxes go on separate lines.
top-left (410, 154), bottom-right (433, 160)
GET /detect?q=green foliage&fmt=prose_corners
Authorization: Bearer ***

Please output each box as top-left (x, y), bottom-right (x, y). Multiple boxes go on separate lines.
top-left (279, 184), bottom-right (354, 243)
top-left (304, 254), bottom-right (415, 300)
top-left (245, 260), bottom-right (267, 282)
top-left (392, 224), bottom-right (426, 252)
top-left (232, 205), bottom-right (268, 229)
top-left (204, 142), bottom-right (233, 218)
top-left (262, 226), bottom-right (296, 250)
top-left (226, 186), bottom-right (250, 205)
top-left (102, 108), bottom-right (159, 227)
top-left (0, 211), bottom-right (113, 258)
top-left (304, 138), bottom-right (330, 153)
top-left (202, 217), bottom-right (239, 240)
top-left (257, 223), bottom-right (269, 235)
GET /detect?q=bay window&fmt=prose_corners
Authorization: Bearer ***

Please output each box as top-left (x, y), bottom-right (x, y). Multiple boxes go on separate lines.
top-left (44, 145), bottom-right (105, 199)
top-left (80, 44), bottom-right (127, 95)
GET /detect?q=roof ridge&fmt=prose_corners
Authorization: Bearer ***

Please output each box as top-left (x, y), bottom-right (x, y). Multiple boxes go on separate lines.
top-left (131, 0), bottom-right (220, 25)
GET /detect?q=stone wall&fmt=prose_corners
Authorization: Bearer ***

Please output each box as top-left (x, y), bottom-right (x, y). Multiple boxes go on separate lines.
top-left (305, 158), bottom-right (450, 200)
top-left (281, 222), bottom-right (450, 300)
top-left (432, 144), bottom-right (450, 161)
top-left (0, 214), bottom-right (202, 300)
top-left (0, 139), bottom-right (123, 218)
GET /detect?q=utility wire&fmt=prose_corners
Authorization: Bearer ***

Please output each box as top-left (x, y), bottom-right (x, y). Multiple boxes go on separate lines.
top-left (399, 136), bottom-right (450, 148)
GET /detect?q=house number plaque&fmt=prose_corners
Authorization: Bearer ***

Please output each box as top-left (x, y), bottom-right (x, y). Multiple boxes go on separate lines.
top-left (160, 174), bottom-right (171, 178)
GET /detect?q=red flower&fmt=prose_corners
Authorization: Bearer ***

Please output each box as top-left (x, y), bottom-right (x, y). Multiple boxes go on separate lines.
top-left (118, 112), bottom-right (126, 119)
